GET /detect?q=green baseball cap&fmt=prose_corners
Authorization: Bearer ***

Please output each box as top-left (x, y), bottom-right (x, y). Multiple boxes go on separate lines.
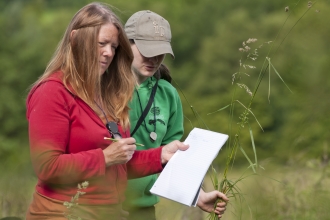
top-left (125, 10), bottom-right (174, 58)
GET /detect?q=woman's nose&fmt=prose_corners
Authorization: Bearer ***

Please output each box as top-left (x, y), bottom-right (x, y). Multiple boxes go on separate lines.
top-left (103, 45), bottom-right (114, 57)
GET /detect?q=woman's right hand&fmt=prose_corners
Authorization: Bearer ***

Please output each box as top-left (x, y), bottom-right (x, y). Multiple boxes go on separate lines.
top-left (103, 137), bottom-right (137, 166)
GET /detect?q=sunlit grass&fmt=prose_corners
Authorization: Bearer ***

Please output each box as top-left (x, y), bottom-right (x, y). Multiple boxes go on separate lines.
top-left (0, 169), bottom-right (36, 218)
top-left (156, 160), bottom-right (330, 220)
top-left (2, 160), bottom-right (329, 219)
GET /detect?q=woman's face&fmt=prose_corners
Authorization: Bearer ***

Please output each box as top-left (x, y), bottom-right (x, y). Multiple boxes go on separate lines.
top-left (98, 23), bottom-right (119, 75)
top-left (131, 43), bottom-right (165, 84)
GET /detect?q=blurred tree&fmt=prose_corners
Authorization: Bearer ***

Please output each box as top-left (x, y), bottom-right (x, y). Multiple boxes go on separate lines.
top-left (0, 0), bottom-right (329, 218)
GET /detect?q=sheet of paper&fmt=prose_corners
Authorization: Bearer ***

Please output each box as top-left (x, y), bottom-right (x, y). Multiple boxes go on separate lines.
top-left (150, 127), bottom-right (228, 206)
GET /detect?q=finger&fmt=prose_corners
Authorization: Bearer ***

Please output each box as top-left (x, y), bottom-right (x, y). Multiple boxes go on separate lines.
top-left (127, 144), bottom-right (136, 151)
top-left (215, 207), bottom-right (226, 212)
top-left (119, 141), bottom-right (136, 152)
top-left (215, 192), bottom-right (229, 203)
top-left (120, 137), bottom-right (137, 145)
top-left (178, 143), bottom-right (189, 151)
top-left (216, 202), bottom-right (227, 208)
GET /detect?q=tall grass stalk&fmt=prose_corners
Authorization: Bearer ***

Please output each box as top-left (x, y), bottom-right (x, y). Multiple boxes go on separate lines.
top-left (205, 1), bottom-right (318, 219)
top-left (176, 1), bottom-right (318, 219)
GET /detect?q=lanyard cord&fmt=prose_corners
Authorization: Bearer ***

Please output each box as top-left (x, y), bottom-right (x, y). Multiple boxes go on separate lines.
top-left (130, 79), bottom-right (158, 137)
top-left (94, 101), bottom-right (122, 138)
top-left (95, 101), bottom-right (110, 124)
top-left (135, 88), bottom-right (156, 133)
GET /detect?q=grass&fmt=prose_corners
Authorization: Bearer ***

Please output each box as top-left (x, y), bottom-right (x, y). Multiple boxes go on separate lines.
top-left (156, 160), bottom-right (330, 220)
top-left (2, 159), bottom-right (329, 220)
top-left (197, 2), bottom-right (321, 219)
top-left (0, 162), bottom-right (35, 219)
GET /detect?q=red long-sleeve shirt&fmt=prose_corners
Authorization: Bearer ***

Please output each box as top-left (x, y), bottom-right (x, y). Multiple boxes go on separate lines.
top-left (26, 72), bottom-right (163, 205)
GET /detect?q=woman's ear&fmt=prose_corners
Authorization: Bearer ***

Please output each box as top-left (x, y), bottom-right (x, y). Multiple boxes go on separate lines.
top-left (70, 30), bottom-right (77, 40)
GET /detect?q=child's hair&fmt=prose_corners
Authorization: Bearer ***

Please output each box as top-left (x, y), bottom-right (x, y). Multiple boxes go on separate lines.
top-left (157, 63), bottom-right (172, 83)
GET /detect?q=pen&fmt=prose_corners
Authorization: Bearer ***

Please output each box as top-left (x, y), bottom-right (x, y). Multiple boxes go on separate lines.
top-left (104, 137), bottom-right (144, 147)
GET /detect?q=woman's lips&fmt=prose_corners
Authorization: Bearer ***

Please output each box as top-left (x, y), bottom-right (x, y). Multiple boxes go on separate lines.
top-left (100, 61), bottom-right (108, 67)
top-left (145, 65), bottom-right (155, 71)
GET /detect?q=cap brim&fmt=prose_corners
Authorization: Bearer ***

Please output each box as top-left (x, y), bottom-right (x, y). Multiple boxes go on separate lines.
top-left (135, 40), bottom-right (174, 59)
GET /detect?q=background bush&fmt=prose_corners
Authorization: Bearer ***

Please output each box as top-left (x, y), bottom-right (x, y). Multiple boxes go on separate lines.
top-left (0, 0), bottom-right (329, 219)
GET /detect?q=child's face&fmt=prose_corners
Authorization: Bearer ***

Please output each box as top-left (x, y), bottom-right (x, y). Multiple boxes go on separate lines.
top-left (131, 43), bottom-right (165, 84)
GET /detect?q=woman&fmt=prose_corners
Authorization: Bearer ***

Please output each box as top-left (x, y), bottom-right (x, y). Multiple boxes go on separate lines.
top-left (25, 3), bottom-right (188, 220)
top-left (123, 10), bottom-right (228, 219)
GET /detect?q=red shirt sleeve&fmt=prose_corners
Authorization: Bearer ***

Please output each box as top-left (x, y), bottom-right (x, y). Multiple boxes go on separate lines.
top-left (126, 147), bottom-right (164, 179)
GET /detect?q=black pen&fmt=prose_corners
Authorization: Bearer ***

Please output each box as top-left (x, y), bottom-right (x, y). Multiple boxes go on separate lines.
top-left (104, 137), bottom-right (144, 146)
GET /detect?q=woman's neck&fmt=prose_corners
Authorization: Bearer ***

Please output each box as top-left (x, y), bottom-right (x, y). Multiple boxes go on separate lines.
top-left (134, 73), bottom-right (149, 85)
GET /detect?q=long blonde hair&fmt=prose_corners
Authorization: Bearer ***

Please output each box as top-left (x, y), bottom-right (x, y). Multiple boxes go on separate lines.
top-left (32, 2), bottom-right (134, 129)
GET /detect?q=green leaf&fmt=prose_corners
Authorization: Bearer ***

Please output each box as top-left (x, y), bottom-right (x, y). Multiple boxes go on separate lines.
top-left (239, 142), bottom-right (256, 173)
top-left (248, 123), bottom-right (258, 166)
top-left (267, 57), bottom-right (293, 94)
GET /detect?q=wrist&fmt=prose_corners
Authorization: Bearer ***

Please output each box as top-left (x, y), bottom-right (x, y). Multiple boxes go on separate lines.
top-left (160, 146), bottom-right (167, 164)
top-left (103, 149), bottom-right (114, 167)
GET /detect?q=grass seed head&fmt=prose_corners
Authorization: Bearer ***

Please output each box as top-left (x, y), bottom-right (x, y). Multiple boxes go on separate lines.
top-left (308, 1), bottom-right (313, 8)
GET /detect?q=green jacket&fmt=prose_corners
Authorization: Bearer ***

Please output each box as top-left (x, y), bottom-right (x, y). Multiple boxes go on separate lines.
top-left (125, 76), bottom-right (184, 208)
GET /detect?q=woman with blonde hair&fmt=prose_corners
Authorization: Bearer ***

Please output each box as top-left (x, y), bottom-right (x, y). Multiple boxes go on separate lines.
top-left (26, 3), bottom-right (188, 219)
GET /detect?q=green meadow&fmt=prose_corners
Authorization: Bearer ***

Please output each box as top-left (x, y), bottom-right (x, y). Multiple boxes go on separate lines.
top-left (1, 0), bottom-right (329, 219)
top-left (157, 162), bottom-right (330, 220)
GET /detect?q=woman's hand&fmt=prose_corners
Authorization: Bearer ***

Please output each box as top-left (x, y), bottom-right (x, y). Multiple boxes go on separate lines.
top-left (161, 140), bottom-right (189, 164)
top-left (197, 189), bottom-right (229, 218)
top-left (103, 137), bottom-right (137, 166)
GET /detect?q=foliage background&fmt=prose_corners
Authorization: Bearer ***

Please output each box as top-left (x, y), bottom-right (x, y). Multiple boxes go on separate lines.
top-left (0, 0), bottom-right (329, 219)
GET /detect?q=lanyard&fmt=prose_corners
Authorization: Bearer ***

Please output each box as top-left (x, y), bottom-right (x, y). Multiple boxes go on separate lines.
top-left (130, 80), bottom-right (158, 138)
